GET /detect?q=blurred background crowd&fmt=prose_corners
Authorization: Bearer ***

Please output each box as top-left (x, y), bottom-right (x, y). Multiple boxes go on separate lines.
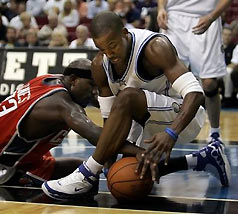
top-left (0, 0), bottom-right (237, 107)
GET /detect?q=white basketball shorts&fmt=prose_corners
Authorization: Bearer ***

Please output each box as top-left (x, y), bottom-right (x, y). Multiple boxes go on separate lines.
top-left (127, 90), bottom-right (206, 145)
top-left (162, 13), bottom-right (226, 79)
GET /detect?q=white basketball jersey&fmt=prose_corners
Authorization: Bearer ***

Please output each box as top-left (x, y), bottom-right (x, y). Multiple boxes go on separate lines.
top-left (167, 0), bottom-right (219, 17)
top-left (102, 28), bottom-right (181, 99)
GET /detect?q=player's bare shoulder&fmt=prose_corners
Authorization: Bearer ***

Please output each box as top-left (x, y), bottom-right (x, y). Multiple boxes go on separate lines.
top-left (144, 35), bottom-right (177, 68)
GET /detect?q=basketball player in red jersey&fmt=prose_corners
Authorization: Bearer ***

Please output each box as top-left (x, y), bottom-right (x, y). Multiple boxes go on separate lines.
top-left (0, 58), bottom-right (142, 190)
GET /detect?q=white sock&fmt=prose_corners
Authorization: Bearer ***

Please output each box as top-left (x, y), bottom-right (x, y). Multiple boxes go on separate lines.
top-left (185, 154), bottom-right (197, 169)
top-left (85, 156), bottom-right (103, 174)
top-left (210, 127), bottom-right (220, 135)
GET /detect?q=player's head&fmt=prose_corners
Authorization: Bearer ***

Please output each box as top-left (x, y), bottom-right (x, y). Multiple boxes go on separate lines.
top-left (91, 11), bottom-right (129, 64)
top-left (63, 58), bottom-right (96, 107)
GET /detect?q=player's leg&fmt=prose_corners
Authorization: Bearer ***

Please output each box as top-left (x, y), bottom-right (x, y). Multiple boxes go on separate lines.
top-left (42, 88), bottom-right (149, 200)
top-left (190, 18), bottom-right (226, 142)
top-left (4, 153), bottom-right (83, 187)
top-left (157, 141), bottom-right (231, 186)
top-left (201, 78), bottom-right (222, 141)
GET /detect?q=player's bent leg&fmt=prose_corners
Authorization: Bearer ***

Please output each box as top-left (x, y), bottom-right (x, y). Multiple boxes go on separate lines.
top-left (42, 161), bottom-right (99, 200)
top-left (193, 140), bottom-right (231, 186)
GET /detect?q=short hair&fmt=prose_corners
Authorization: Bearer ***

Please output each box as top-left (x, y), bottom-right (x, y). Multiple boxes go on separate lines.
top-left (91, 11), bottom-right (124, 38)
top-left (63, 58), bottom-right (92, 79)
top-left (20, 12), bottom-right (31, 21)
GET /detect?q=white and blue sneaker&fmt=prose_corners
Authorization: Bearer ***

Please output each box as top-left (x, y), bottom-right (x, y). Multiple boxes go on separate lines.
top-left (41, 162), bottom-right (99, 200)
top-left (193, 141), bottom-right (231, 186)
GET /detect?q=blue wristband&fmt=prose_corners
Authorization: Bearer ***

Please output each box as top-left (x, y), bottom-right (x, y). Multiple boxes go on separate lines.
top-left (164, 128), bottom-right (178, 141)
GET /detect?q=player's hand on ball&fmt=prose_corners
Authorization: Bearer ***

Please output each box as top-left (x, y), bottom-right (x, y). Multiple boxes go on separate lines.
top-left (136, 132), bottom-right (176, 182)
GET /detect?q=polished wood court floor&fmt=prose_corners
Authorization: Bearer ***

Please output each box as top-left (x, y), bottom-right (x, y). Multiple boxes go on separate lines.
top-left (1, 107), bottom-right (238, 214)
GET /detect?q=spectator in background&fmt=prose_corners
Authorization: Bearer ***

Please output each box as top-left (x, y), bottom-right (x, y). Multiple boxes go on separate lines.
top-left (38, 12), bottom-right (67, 46)
top-left (135, 0), bottom-right (157, 12)
top-left (0, 11), bottom-right (9, 26)
top-left (119, 12), bottom-right (135, 29)
top-left (25, 28), bottom-right (39, 47)
top-left (230, 19), bottom-right (238, 44)
top-left (141, 7), bottom-right (159, 32)
top-left (76, 0), bottom-right (88, 19)
top-left (221, 26), bottom-right (237, 108)
top-left (4, 26), bottom-right (20, 47)
top-left (26, 0), bottom-right (47, 16)
top-left (230, 46), bottom-right (238, 94)
top-left (121, 0), bottom-right (141, 28)
top-left (43, 0), bottom-right (66, 15)
top-left (9, 11), bottom-right (38, 31)
top-left (224, 0), bottom-right (238, 25)
top-left (17, 1), bottom-right (26, 14)
top-left (108, 0), bottom-right (118, 12)
top-left (87, 0), bottom-right (109, 20)
top-left (69, 24), bottom-right (97, 49)
top-left (0, 13), bottom-right (7, 46)
top-left (2, 0), bottom-right (18, 21)
top-left (58, 0), bottom-right (79, 27)
top-left (48, 29), bottom-right (68, 47)
top-left (17, 29), bottom-right (27, 46)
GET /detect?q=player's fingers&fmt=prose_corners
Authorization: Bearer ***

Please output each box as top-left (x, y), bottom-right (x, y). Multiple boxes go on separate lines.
top-left (135, 152), bottom-right (145, 173)
top-left (192, 22), bottom-right (203, 30)
top-left (159, 19), bottom-right (168, 30)
top-left (140, 157), bottom-right (150, 179)
top-left (164, 150), bottom-right (172, 165)
top-left (150, 162), bottom-right (159, 183)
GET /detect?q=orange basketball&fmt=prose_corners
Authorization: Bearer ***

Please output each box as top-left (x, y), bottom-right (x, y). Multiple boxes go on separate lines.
top-left (107, 157), bottom-right (154, 201)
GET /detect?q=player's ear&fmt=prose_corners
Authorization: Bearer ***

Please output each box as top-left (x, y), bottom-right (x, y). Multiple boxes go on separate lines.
top-left (69, 74), bottom-right (78, 86)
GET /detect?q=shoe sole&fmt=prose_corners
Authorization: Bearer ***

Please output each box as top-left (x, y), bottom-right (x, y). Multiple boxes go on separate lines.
top-left (41, 182), bottom-right (98, 201)
top-left (218, 145), bottom-right (231, 186)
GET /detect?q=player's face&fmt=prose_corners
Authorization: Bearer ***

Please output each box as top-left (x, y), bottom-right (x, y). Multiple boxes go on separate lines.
top-left (71, 78), bottom-right (96, 107)
top-left (93, 29), bottom-right (128, 64)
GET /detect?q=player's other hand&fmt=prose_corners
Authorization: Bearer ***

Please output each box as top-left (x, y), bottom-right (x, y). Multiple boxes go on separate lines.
top-left (192, 14), bottom-right (214, 35)
top-left (135, 132), bottom-right (175, 183)
top-left (157, 8), bottom-right (168, 30)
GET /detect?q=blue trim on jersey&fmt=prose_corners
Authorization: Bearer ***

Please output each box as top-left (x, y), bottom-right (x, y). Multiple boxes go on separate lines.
top-left (135, 33), bottom-right (164, 83)
top-left (103, 32), bottom-right (136, 84)
top-left (148, 106), bottom-right (173, 111)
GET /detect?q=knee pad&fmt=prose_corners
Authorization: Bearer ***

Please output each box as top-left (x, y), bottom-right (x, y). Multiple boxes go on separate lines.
top-left (203, 86), bottom-right (219, 97)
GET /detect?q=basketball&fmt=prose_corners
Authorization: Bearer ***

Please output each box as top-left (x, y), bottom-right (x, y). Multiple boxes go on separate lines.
top-left (107, 157), bottom-right (154, 201)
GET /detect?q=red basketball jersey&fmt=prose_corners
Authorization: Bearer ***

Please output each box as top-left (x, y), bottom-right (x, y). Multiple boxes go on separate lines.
top-left (0, 74), bottom-right (70, 168)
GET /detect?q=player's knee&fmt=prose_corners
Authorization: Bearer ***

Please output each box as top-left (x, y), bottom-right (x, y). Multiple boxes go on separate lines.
top-left (112, 88), bottom-right (141, 112)
top-left (202, 79), bottom-right (219, 97)
top-left (203, 85), bottom-right (219, 97)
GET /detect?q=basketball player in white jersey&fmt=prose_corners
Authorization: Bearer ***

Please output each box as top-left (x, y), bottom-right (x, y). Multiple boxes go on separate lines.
top-left (157, 0), bottom-right (232, 142)
top-left (42, 11), bottom-right (231, 200)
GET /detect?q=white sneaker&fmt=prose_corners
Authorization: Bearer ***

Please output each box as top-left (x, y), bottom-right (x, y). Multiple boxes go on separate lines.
top-left (41, 162), bottom-right (99, 200)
